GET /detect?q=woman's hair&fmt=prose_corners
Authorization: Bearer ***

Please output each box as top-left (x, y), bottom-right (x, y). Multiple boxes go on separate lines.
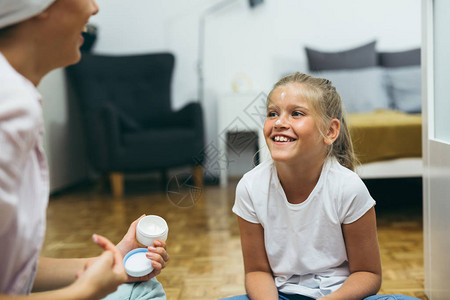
top-left (0, 24), bottom-right (16, 38)
top-left (267, 72), bottom-right (357, 171)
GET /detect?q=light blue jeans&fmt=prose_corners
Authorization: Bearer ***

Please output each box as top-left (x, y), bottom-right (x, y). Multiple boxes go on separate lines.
top-left (220, 294), bottom-right (421, 300)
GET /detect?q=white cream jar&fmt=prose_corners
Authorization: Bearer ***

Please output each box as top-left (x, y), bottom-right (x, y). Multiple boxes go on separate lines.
top-left (136, 215), bottom-right (168, 246)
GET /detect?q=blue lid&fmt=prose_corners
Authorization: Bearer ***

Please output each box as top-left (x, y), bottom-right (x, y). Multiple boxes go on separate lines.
top-left (123, 248), bottom-right (154, 277)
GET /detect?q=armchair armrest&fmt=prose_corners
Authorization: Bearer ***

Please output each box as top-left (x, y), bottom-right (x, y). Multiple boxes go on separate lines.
top-left (172, 102), bottom-right (204, 131)
top-left (173, 102), bottom-right (205, 165)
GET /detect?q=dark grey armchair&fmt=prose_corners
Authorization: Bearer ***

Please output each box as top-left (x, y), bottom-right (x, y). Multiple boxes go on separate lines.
top-left (66, 53), bottom-right (205, 196)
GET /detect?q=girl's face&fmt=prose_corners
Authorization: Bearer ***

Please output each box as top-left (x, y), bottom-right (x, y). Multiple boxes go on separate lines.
top-left (41, 0), bottom-right (99, 67)
top-left (263, 83), bottom-right (328, 165)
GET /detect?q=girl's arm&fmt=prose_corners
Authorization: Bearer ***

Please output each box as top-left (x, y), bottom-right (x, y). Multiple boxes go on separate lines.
top-left (238, 216), bottom-right (278, 300)
top-left (320, 207), bottom-right (382, 300)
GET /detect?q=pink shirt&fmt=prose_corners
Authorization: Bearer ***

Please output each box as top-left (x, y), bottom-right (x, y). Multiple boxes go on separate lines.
top-left (0, 52), bottom-right (49, 294)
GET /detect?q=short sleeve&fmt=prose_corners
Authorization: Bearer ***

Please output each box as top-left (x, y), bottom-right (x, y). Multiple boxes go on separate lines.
top-left (232, 177), bottom-right (260, 224)
top-left (338, 175), bottom-right (375, 224)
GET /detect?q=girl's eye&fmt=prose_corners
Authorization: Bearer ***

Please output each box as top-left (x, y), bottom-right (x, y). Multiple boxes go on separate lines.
top-left (292, 111), bottom-right (304, 117)
top-left (267, 111), bottom-right (278, 117)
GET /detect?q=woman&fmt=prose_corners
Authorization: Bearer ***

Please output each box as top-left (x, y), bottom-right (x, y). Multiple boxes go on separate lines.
top-left (0, 1), bottom-right (168, 299)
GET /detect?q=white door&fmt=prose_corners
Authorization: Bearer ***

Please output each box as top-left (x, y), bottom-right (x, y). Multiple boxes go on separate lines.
top-left (422, 0), bottom-right (450, 299)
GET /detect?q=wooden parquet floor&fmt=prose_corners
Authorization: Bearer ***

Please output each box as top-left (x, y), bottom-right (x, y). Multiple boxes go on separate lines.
top-left (41, 179), bottom-right (427, 300)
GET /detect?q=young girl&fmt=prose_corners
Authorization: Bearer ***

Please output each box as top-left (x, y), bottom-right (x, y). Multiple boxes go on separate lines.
top-left (225, 73), bottom-right (419, 300)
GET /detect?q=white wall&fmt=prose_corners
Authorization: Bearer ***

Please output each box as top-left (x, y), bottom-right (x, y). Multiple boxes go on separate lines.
top-left (38, 69), bottom-right (88, 192)
top-left (40, 0), bottom-right (421, 190)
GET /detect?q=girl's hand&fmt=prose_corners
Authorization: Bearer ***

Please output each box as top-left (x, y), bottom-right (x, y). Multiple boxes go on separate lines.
top-left (71, 234), bottom-right (127, 299)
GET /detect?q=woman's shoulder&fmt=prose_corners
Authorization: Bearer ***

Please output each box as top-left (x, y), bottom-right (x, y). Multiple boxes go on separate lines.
top-left (0, 55), bottom-right (41, 119)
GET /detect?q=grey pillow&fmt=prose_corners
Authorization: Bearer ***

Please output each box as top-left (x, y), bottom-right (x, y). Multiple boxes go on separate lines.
top-left (385, 66), bottom-right (421, 113)
top-left (305, 41), bottom-right (377, 71)
top-left (378, 48), bottom-right (421, 68)
top-left (310, 67), bottom-right (390, 113)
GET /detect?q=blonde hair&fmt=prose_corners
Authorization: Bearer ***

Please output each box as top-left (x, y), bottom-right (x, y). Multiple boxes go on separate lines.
top-left (267, 72), bottom-right (356, 171)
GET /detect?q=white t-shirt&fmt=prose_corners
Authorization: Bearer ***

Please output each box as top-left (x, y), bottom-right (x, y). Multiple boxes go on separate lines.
top-left (0, 52), bottom-right (49, 294)
top-left (233, 157), bottom-right (375, 299)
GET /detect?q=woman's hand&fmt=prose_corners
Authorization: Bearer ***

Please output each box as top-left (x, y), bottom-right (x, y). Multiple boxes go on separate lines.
top-left (127, 239), bottom-right (169, 282)
top-left (116, 215), bottom-right (145, 257)
top-left (116, 215), bottom-right (170, 282)
top-left (70, 234), bottom-right (127, 299)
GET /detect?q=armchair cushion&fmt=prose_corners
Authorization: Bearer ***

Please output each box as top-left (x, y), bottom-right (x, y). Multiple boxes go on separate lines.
top-left (119, 128), bottom-right (202, 171)
top-left (105, 103), bottom-right (141, 132)
top-left (66, 52), bottom-right (205, 175)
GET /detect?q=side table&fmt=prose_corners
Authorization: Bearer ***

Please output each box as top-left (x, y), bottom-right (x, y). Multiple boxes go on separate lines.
top-left (217, 92), bottom-right (270, 187)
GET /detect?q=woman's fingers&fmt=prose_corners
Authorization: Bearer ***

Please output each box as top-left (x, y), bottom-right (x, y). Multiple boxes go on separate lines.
top-left (146, 252), bottom-right (166, 269)
top-left (124, 215), bottom-right (146, 239)
top-left (150, 240), bottom-right (169, 262)
top-left (76, 250), bottom-right (127, 299)
top-left (115, 215), bottom-right (146, 256)
top-left (153, 240), bottom-right (167, 249)
top-left (92, 234), bottom-right (126, 274)
top-left (93, 234), bottom-right (116, 251)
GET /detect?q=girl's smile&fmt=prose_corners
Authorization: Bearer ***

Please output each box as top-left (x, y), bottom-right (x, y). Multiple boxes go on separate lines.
top-left (264, 83), bottom-right (327, 165)
top-left (271, 134), bottom-right (296, 143)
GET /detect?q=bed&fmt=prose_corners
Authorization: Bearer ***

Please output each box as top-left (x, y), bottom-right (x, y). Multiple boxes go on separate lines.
top-left (304, 41), bottom-right (422, 179)
top-left (348, 110), bottom-right (422, 178)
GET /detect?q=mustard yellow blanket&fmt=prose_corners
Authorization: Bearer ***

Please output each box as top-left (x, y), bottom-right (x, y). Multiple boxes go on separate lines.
top-left (347, 110), bottom-right (422, 164)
